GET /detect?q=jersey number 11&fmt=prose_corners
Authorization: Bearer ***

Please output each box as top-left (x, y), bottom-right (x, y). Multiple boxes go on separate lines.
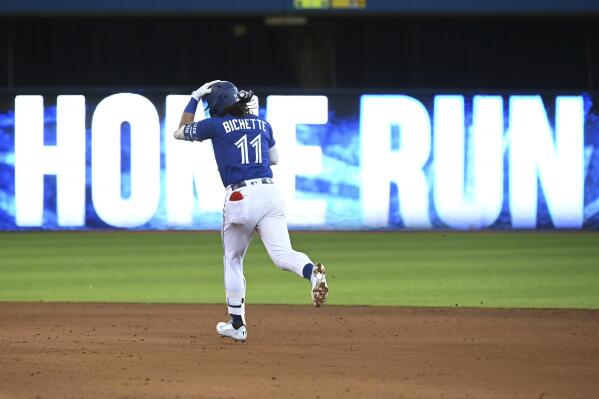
top-left (234, 134), bottom-right (262, 164)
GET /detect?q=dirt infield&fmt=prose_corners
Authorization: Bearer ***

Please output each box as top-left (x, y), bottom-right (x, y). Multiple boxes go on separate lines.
top-left (1, 303), bottom-right (598, 398)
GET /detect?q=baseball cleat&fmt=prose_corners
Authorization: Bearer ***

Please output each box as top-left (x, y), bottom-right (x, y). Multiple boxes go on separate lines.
top-left (311, 262), bottom-right (329, 307)
top-left (216, 320), bottom-right (247, 342)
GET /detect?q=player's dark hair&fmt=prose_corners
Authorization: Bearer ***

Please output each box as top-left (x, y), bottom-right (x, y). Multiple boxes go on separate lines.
top-left (221, 90), bottom-right (255, 117)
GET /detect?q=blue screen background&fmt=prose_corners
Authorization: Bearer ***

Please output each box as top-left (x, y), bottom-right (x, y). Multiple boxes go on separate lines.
top-left (1, 91), bottom-right (598, 230)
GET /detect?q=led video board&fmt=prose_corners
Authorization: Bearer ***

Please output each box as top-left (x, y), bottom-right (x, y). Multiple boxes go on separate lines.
top-left (0, 91), bottom-right (597, 229)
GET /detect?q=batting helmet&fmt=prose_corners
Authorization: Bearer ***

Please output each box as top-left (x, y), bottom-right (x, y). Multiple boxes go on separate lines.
top-left (204, 81), bottom-right (239, 117)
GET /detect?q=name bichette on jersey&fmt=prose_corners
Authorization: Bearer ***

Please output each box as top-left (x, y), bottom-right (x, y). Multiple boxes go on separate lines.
top-left (222, 118), bottom-right (267, 134)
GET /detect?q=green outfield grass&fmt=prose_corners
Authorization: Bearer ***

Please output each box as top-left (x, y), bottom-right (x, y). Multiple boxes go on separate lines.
top-left (0, 231), bottom-right (598, 308)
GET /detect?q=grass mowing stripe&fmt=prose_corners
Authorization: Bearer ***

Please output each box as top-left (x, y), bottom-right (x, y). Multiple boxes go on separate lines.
top-left (0, 231), bottom-right (598, 308)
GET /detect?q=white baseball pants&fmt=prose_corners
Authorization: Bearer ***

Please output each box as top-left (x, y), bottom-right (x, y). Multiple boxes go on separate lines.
top-left (221, 180), bottom-right (312, 319)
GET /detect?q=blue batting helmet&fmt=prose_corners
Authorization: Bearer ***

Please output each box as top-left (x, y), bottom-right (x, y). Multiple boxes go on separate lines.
top-left (204, 81), bottom-right (239, 117)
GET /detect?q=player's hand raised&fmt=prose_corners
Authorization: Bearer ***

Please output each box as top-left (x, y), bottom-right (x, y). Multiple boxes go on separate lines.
top-left (191, 80), bottom-right (221, 100)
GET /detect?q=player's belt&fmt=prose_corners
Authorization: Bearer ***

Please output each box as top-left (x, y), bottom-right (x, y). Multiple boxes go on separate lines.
top-left (229, 177), bottom-right (273, 191)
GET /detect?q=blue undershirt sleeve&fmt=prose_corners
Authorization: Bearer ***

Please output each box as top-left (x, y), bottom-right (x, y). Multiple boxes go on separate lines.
top-left (183, 119), bottom-right (214, 142)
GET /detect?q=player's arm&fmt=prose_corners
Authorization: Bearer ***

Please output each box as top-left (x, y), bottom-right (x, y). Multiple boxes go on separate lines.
top-left (174, 80), bottom-right (220, 140)
top-left (266, 122), bottom-right (279, 165)
top-left (178, 110), bottom-right (195, 129)
top-left (269, 146), bottom-right (279, 165)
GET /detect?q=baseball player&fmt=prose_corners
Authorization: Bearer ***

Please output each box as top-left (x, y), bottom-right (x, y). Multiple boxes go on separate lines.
top-left (174, 80), bottom-right (328, 342)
